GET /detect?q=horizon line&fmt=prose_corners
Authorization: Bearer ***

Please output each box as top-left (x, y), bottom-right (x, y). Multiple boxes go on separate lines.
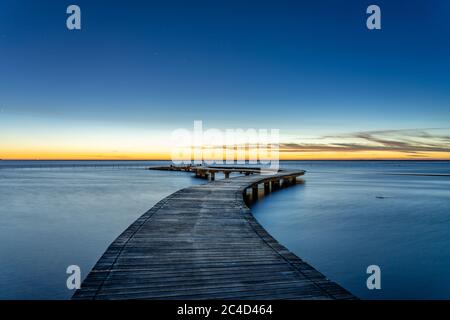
top-left (2, 159), bottom-right (450, 162)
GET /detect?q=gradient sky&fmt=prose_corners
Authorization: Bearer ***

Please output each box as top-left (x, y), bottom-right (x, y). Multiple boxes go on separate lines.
top-left (0, 0), bottom-right (449, 159)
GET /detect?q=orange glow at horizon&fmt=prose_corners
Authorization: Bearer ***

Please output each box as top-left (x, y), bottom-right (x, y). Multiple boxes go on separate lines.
top-left (2, 149), bottom-right (450, 161)
top-left (2, 128), bottom-right (450, 161)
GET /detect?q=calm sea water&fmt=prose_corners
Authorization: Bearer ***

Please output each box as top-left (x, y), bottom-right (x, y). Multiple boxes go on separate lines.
top-left (0, 160), bottom-right (449, 299)
top-left (253, 161), bottom-right (450, 300)
top-left (0, 161), bottom-right (203, 299)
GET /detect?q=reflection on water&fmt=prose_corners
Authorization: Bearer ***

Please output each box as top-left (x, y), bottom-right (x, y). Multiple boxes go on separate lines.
top-left (0, 160), bottom-right (449, 299)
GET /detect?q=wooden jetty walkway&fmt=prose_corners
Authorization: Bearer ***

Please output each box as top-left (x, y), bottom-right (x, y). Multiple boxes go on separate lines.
top-left (148, 164), bottom-right (262, 180)
top-left (73, 169), bottom-right (355, 300)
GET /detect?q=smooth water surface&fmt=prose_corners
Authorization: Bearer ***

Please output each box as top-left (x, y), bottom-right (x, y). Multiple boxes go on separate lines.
top-left (0, 161), bottom-right (203, 299)
top-left (252, 161), bottom-right (450, 299)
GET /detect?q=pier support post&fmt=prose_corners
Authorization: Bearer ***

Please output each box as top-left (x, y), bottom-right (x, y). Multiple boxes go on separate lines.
top-left (224, 172), bottom-right (230, 179)
top-left (252, 185), bottom-right (258, 200)
top-left (210, 172), bottom-right (215, 181)
top-left (271, 180), bottom-right (280, 190)
top-left (264, 182), bottom-right (270, 194)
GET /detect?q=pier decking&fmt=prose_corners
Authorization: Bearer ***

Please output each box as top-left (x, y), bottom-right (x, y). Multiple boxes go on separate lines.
top-left (73, 170), bottom-right (355, 300)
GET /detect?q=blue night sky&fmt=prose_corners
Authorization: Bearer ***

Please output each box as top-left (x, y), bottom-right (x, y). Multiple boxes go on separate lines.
top-left (0, 0), bottom-right (449, 159)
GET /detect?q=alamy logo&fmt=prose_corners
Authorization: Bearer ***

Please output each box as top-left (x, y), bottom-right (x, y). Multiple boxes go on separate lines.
top-left (66, 265), bottom-right (81, 290)
top-left (366, 265), bottom-right (381, 290)
top-left (171, 120), bottom-right (280, 173)
top-left (366, 5), bottom-right (381, 30)
top-left (66, 5), bottom-right (81, 30)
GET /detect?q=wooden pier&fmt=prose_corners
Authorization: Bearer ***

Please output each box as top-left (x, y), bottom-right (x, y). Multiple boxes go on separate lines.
top-left (73, 169), bottom-right (355, 300)
top-left (148, 164), bottom-right (261, 180)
